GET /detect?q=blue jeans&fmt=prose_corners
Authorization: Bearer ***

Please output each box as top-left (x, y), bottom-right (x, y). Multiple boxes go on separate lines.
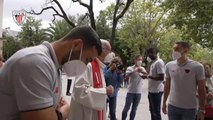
top-left (122, 93), bottom-right (141, 120)
top-left (148, 92), bottom-right (163, 120)
top-left (168, 104), bottom-right (197, 120)
top-left (108, 96), bottom-right (117, 120)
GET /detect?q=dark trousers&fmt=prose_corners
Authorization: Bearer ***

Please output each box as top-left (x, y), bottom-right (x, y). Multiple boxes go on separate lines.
top-left (108, 96), bottom-right (117, 120)
top-left (148, 92), bottom-right (163, 120)
top-left (168, 104), bottom-right (196, 120)
top-left (66, 79), bottom-right (72, 94)
top-left (122, 93), bottom-right (141, 120)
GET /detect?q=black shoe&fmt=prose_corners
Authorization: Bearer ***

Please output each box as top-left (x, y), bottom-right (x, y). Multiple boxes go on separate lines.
top-left (66, 92), bottom-right (71, 96)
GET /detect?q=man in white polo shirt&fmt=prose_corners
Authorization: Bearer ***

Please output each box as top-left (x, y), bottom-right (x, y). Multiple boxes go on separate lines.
top-left (0, 26), bottom-right (102, 120)
top-left (142, 48), bottom-right (165, 120)
top-left (162, 41), bottom-right (206, 120)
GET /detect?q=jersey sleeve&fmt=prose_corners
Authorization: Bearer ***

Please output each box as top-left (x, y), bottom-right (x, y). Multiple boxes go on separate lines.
top-left (165, 63), bottom-right (170, 80)
top-left (12, 54), bottom-right (55, 111)
top-left (195, 63), bottom-right (206, 81)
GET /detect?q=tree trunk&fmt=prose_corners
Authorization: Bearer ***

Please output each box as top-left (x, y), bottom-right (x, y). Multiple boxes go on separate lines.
top-left (89, 8), bottom-right (96, 30)
top-left (111, 19), bottom-right (118, 50)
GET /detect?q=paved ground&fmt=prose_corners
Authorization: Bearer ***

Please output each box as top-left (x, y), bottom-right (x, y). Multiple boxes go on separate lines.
top-left (61, 75), bottom-right (168, 120)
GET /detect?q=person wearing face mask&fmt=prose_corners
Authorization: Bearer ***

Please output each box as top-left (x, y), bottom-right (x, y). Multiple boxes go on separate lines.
top-left (142, 48), bottom-right (165, 120)
top-left (121, 55), bottom-right (147, 120)
top-left (69, 39), bottom-right (114, 120)
top-left (104, 57), bottom-right (124, 120)
top-left (0, 26), bottom-right (102, 120)
top-left (162, 41), bottom-right (206, 120)
top-left (104, 52), bottom-right (115, 66)
top-left (201, 61), bottom-right (213, 120)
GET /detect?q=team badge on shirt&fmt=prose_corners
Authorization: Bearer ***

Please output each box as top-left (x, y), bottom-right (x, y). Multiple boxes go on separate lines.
top-left (185, 69), bottom-right (190, 73)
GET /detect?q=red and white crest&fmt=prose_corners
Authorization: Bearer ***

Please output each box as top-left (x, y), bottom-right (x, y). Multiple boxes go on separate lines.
top-left (12, 9), bottom-right (26, 25)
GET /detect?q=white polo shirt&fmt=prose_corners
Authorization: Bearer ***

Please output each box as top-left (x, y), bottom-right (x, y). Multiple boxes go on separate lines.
top-left (165, 59), bottom-right (205, 109)
top-left (148, 58), bottom-right (165, 93)
top-left (0, 41), bottom-right (61, 120)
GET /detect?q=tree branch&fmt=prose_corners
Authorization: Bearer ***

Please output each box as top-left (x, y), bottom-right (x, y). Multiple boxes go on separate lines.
top-left (116, 0), bottom-right (134, 20)
top-left (72, 0), bottom-right (90, 8)
top-left (26, 6), bottom-right (63, 17)
top-left (26, 0), bottom-right (76, 28)
top-left (78, 13), bottom-right (89, 25)
top-left (53, 0), bottom-right (76, 27)
top-left (72, 0), bottom-right (96, 30)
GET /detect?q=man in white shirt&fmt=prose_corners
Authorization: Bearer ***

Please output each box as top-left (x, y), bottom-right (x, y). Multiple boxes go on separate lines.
top-left (142, 48), bottom-right (165, 120)
top-left (122, 55), bottom-right (147, 120)
top-left (162, 41), bottom-right (206, 120)
top-left (0, 26), bottom-right (102, 120)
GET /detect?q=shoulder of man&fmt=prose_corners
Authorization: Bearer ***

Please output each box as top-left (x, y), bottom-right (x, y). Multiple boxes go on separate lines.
top-left (165, 60), bottom-right (175, 66)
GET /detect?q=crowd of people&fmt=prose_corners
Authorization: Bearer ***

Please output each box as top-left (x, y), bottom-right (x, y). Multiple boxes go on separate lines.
top-left (0, 26), bottom-right (212, 120)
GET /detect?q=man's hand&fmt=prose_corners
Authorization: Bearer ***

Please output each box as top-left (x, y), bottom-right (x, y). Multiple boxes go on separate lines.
top-left (137, 67), bottom-right (145, 73)
top-left (56, 97), bottom-right (70, 120)
top-left (196, 110), bottom-right (205, 120)
top-left (109, 63), bottom-right (116, 71)
top-left (141, 75), bottom-right (148, 79)
top-left (106, 85), bottom-right (114, 95)
top-left (162, 102), bottom-right (167, 114)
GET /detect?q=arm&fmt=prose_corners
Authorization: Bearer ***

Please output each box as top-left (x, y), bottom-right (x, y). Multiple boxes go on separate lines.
top-left (21, 102), bottom-right (70, 120)
top-left (13, 55), bottom-right (69, 120)
top-left (126, 66), bottom-right (135, 76)
top-left (20, 107), bottom-right (58, 120)
top-left (196, 64), bottom-right (206, 120)
top-left (162, 78), bottom-right (171, 114)
top-left (147, 60), bottom-right (165, 81)
top-left (162, 63), bottom-right (170, 114)
top-left (197, 80), bottom-right (206, 111)
top-left (196, 80), bottom-right (206, 120)
top-left (148, 74), bottom-right (164, 81)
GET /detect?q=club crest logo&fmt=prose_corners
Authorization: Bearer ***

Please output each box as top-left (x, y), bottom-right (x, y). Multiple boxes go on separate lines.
top-left (12, 9), bottom-right (26, 25)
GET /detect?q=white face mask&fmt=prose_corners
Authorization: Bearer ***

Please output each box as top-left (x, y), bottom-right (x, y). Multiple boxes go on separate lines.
top-left (146, 57), bottom-right (152, 63)
top-left (136, 60), bottom-right (142, 66)
top-left (63, 45), bottom-right (87, 77)
top-left (172, 51), bottom-right (181, 60)
top-left (104, 52), bottom-right (115, 63)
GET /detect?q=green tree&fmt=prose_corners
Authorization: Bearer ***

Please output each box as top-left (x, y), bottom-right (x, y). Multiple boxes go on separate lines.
top-left (46, 15), bottom-right (90, 41)
top-left (46, 19), bottom-right (73, 41)
top-left (18, 17), bottom-right (48, 47)
top-left (3, 36), bottom-right (22, 60)
top-left (117, 0), bottom-right (168, 65)
top-left (96, 10), bottom-right (111, 40)
top-left (159, 27), bottom-right (182, 63)
top-left (163, 0), bottom-right (213, 48)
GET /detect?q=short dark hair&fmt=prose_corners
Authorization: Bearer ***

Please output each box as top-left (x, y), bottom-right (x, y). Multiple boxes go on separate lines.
top-left (203, 61), bottom-right (212, 69)
top-left (175, 41), bottom-right (190, 49)
top-left (146, 48), bottom-right (158, 54)
top-left (63, 26), bottom-right (102, 55)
